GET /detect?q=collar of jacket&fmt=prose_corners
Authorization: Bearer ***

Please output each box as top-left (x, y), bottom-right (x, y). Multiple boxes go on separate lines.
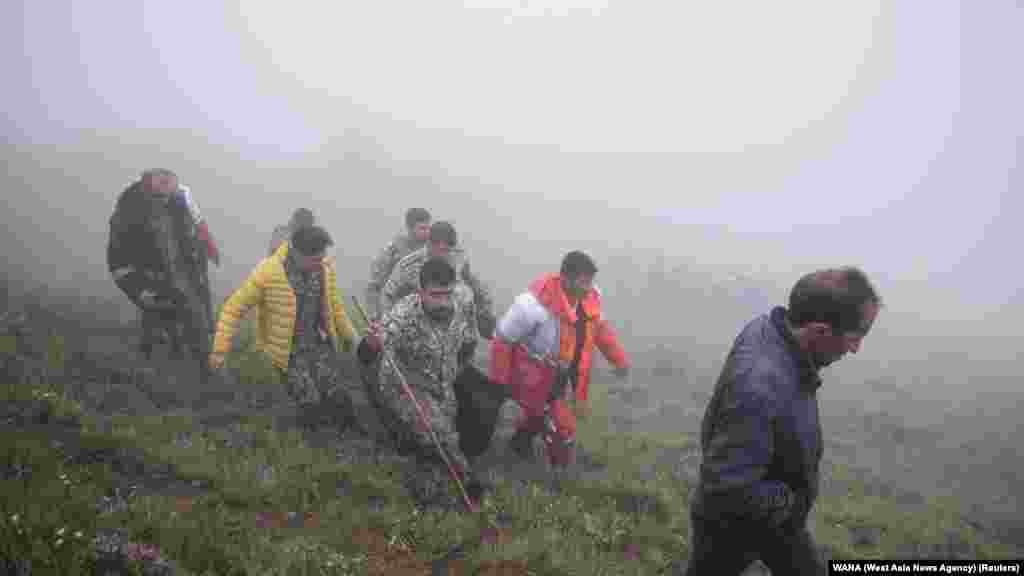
top-left (769, 306), bottom-right (822, 392)
top-left (528, 273), bottom-right (602, 324)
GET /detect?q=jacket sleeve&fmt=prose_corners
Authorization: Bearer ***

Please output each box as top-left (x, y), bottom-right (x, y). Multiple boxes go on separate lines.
top-left (211, 264), bottom-right (267, 356)
top-left (380, 265), bottom-right (409, 313)
top-left (594, 318), bottom-right (630, 369)
top-left (327, 263), bottom-right (357, 350)
top-left (699, 364), bottom-right (796, 525)
top-left (366, 240), bottom-right (400, 319)
top-left (489, 294), bottom-right (538, 386)
top-left (197, 222), bottom-right (220, 264)
top-left (494, 293), bottom-right (539, 344)
top-left (368, 241), bottom-right (399, 291)
top-left (107, 195), bottom-right (153, 305)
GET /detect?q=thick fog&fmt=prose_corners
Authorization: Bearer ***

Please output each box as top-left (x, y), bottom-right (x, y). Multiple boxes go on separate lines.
top-left (2, 0), bottom-right (1021, 413)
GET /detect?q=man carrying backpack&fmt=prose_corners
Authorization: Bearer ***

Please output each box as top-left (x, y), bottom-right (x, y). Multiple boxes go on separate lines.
top-left (107, 168), bottom-right (215, 384)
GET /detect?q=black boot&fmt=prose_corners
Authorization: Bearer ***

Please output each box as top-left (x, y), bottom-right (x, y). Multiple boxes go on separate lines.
top-left (465, 475), bottom-right (491, 505)
top-left (196, 350), bottom-right (214, 386)
top-left (508, 428), bottom-right (535, 460)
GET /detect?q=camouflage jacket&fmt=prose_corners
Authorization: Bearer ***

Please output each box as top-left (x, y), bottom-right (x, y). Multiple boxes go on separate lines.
top-left (365, 233), bottom-right (425, 318)
top-left (376, 293), bottom-right (478, 401)
top-left (380, 246), bottom-right (494, 321)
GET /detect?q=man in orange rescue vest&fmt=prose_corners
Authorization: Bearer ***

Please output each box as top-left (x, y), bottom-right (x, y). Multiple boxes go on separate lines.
top-left (489, 250), bottom-right (631, 468)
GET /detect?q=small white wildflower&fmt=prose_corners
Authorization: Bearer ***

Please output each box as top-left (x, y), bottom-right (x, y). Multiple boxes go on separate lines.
top-left (74, 530), bottom-right (83, 538)
top-left (10, 514), bottom-right (18, 523)
top-left (56, 526), bottom-right (66, 536)
top-left (55, 538), bottom-right (64, 547)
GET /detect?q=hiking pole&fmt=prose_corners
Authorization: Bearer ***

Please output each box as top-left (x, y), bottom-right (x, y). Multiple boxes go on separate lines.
top-left (350, 296), bottom-right (478, 513)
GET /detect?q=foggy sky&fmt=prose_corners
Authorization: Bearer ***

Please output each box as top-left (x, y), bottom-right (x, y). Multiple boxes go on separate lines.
top-left (1, 1), bottom-right (1021, 385)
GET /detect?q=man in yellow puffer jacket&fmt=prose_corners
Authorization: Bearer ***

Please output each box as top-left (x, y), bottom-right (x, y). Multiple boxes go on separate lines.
top-left (209, 226), bottom-right (357, 429)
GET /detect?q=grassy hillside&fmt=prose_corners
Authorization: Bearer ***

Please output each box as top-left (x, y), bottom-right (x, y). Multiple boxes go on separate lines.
top-left (2, 298), bottom-right (1021, 574)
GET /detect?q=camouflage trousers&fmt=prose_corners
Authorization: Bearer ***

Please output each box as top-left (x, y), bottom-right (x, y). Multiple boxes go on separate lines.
top-left (282, 343), bottom-right (354, 430)
top-left (373, 368), bottom-right (471, 508)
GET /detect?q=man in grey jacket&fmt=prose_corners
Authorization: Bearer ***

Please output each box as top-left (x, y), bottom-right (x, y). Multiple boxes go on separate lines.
top-left (677, 267), bottom-right (881, 575)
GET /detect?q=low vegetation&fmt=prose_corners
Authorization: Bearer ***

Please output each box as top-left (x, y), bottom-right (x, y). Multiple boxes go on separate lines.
top-left (1, 306), bottom-right (1020, 574)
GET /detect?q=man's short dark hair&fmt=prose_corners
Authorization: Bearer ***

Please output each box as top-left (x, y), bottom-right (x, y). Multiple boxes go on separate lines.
top-left (405, 208), bottom-right (431, 229)
top-left (290, 208), bottom-right (315, 230)
top-left (560, 250), bottom-right (598, 278)
top-left (141, 168), bottom-right (177, 180)
top-left (429, 221), bottom-right (457, 246)
top-left (140, 168), bottom-right (178, 190)
top-left (787, 266), bottom-right (881, 333)
top-left (420, 256), bottom-right (456, 289)
top-left (290, 225), bottom-right (333, 256)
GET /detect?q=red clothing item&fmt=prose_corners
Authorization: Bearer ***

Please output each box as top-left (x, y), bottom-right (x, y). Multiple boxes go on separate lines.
top-left (197, 222), bottom-right (220, 264)
top-left (491, 273), bottom-right (629, 403)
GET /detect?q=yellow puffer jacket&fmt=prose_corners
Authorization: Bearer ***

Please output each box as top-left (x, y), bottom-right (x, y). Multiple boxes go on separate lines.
top-left (212, 242), bottom-right (357, 371)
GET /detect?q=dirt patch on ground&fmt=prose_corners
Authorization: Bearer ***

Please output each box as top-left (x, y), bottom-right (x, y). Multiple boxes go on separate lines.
top-left (351, 527), bottom-right (433, 575)
top-left (350, 526), bottom-right (534, 576)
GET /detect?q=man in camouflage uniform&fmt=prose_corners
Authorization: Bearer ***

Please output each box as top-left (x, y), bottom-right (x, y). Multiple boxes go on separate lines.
top-left (381, 220), bottom-right (497, 339)
top-left (366, 207), bottom-right (432, 320)
top-left (280, 229), bottom-right (349, 428)
top-left (358, 256), bottom-right (484, 509)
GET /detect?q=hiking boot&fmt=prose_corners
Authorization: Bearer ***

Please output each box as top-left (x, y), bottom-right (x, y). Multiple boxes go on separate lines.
top-left (544, 430), bottom-right (576, 469)
top-left (198, 364), bottom-right (213, 386)
top-left (465, 477), bottom-right (491, 509)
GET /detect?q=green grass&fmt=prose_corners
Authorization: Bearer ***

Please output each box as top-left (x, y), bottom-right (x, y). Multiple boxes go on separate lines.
top-left (2, 338), bottom-right (1021, 574)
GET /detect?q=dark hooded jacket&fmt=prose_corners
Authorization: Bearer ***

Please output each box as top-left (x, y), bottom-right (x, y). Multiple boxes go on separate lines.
top-left (107, 181), bottom-right (206, 307)
top-left (691, 306), bottom-right (824, 531)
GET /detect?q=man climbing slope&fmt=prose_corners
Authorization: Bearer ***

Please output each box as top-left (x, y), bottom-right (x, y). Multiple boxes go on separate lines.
top-left (489, 250), bottom-right (631, 469)
top-left (107, 168), bottom-right (215, 384)
top-left (366, 207), bottom-right (432, 321)
top-left (675, 266), bottom-right (882, 575)
top-left (209, 226), bottom-right (359, 431)
top-left (381, 220), bottom-right (496, 339)
top-left (358, 256), bottom-right (486, 510)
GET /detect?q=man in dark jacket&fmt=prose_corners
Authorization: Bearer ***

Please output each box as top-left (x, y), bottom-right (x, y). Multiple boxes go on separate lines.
top-left (107, 168), bottom-right (214, 384)
top-left (677, 267), bottom-right (881, 575)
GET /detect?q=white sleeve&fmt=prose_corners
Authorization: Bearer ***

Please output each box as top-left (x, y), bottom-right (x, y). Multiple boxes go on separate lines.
top-left (178, 185), bottom-right (204, 225)
top-left (495, 292), bottom-right (542, 343)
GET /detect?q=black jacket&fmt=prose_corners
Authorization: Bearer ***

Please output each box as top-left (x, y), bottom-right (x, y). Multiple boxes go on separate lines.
top-left (107, 182), bottom-right (205, 307)
top-left (691, 306), bottom-right (824, 531)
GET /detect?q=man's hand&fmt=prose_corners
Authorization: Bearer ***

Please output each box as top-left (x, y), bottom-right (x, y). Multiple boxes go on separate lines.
top-left (208, 352), bottom-right (226, 371)
top-left (573, 397), bottom-right (592, 420)
top-left (778, 490), bottom-right (811, 533)
top-left (138, 289), bottom-right (178, 311)
top-left (137, 289), bottom-right (158, 308)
